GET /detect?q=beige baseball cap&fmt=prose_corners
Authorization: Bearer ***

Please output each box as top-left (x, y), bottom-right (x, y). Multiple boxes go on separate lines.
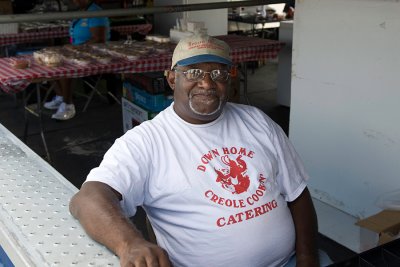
top-left (171, 34), bottom-right (233, 69)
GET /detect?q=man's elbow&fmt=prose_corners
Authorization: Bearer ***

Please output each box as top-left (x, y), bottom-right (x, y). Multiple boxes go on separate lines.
top-left (69, 192), bottom-right (82, 219)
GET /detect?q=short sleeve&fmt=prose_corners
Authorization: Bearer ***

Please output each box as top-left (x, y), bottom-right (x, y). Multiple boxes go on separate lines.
top-left (269, 121), bottom-right (309, 202)
top-left (85, 130), bottom-right (151, 217)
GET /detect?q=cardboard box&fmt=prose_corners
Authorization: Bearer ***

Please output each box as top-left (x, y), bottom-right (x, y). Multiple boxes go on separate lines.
top-left (122, 97), bottom-right (158, 132)
top-left (356, 210), bottom-right (400, 251)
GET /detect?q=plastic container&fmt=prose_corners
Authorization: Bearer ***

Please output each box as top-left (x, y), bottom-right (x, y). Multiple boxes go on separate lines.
top-left (9, 57), bottom-right (31, 69)
top-left (123, 82), bottom-right (173, 112)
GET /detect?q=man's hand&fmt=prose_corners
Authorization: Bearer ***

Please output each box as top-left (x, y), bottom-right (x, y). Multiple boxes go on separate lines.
top-left (117, 238), bottom-right (171, 267)
top-left (69, 182), bottom-right (172, 267)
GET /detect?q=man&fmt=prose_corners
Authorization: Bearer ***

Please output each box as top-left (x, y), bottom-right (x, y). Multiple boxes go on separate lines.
top-left (70, 34), bottom-right (330, 267)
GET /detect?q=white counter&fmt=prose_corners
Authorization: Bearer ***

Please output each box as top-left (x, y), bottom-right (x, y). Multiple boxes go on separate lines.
top-left (0, 124), bottom-right (119, 266)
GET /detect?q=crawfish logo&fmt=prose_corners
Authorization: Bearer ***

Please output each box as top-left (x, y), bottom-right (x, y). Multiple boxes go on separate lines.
top-left (214, 155), bottom-right (250, 194)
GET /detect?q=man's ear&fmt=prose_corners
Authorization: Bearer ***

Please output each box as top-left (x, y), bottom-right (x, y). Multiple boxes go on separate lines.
top-left (165, 70), bottom-right (176, 91)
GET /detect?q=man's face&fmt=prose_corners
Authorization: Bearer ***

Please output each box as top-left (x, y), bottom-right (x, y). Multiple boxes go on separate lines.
top-left (167, 62), bottom-right (230, 124)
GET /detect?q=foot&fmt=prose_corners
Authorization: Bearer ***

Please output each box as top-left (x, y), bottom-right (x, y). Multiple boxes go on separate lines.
top-left (44, 95), bottom-right (63, 110)
top-left (51, 102), bottom-right (76, 121)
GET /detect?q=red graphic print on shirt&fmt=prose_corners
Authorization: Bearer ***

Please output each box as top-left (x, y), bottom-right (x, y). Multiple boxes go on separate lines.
top-left (214, 155), bottom-right (250, 194)
top-left (197, 147), bottom-right (279, 227)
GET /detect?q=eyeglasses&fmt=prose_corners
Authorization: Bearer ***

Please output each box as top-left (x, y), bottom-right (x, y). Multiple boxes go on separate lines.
top-left (174, 68), bottom-right (230, 83)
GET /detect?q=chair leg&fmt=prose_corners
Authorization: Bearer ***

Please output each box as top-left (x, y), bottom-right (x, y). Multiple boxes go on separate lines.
top-left (83, 76), bottom-right (101, 112)
top-left (82, 75), bottom-right (108, 112)
top-left (23, 88), bottom-right (36, 143)
top-left (35, 84), bottom-right (51, 163)
top-left (23, 84), bottom-right (51, 163)
top-left (107, 91), bottom-right (121, 105)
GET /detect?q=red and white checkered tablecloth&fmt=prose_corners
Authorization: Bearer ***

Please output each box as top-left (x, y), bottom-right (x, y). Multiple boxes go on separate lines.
top-left (0, 30), bottom-right (68, 47)
top-left (216, 35), bottom-right (284, 62)
top-left (0, 54), bottom-right (172, 94)
top-left (0, 24), bottom-right (153, 47)
top-left (0, 35), bottom-right (284, 94)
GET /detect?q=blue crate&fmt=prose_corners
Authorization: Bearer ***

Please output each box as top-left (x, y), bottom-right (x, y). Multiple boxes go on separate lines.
top-left (123, 82), bottom-right (173, 112)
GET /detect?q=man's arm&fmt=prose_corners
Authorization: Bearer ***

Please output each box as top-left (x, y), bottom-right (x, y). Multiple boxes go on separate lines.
top-left (287, 187), bottom-right (319, 267)
top-left (69, 181), bottom-right (171, 267)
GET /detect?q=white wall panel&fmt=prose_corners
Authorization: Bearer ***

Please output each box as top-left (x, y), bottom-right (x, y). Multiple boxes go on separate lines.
top-left (291, 0), bottom-right (400, 218)
top-left (153, 0), bottom-right (227, 36)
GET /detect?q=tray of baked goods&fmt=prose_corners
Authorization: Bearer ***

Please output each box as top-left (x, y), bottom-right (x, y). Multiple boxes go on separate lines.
top-left (19, 20), bottom-right (71, 33)
top-left (29, 40), bottom-right (175, 68)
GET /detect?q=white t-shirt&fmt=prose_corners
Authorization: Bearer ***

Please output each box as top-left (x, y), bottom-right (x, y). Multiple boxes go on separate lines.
top-left (86, 102), bottom-right (309, 267)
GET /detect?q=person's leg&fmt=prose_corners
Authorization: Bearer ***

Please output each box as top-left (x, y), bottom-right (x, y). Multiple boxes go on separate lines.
top-left (54, 81), bottom-right (62, 97)
top-left (51, 78), bottom-right (76, 120)
top-left (59, 78), bottom-right (73, 104)
top-left (43, 81), bottom-right (63, 110)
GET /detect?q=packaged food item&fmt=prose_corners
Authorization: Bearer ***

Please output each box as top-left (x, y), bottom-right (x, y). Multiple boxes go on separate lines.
top-left (60, 44), bottom-right (113, 64)
top-left (91, 54), bottom-right (112, 64)
top-left (33, 50), bottom-right (44, 62)
top-left (33, 51), bottom-right (63, 67)
top-left (146, 35), bottom-right (170, 43)
top-left (44, 53), bottom-right (63, 67)
top-left (10, 58), bottom-right (30, 69)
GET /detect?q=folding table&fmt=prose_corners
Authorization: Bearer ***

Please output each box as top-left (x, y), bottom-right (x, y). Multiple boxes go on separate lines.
top-left (0, 35), bottom-right (284, 162)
